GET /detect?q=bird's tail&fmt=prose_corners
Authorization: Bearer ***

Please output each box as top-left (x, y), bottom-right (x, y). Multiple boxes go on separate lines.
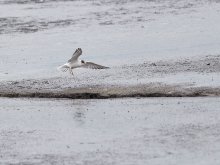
top-left (57, 64), bottom-right (69, 72)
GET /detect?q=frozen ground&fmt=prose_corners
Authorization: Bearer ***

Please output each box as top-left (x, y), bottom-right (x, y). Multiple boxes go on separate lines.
top-left (0, 97), bottom-right (220, 165)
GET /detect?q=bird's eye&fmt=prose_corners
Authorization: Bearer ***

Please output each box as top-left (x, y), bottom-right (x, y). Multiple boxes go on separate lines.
top-left (81, 60), bottom-right (85, 63)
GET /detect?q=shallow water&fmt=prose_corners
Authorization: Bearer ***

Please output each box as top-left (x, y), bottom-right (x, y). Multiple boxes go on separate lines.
top-left (1, 0), bottom-right (220, 81)
top-left (0, 97), bottom-right (220, 164)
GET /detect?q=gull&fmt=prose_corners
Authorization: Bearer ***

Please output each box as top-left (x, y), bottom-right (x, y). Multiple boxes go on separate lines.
top-left (57, 48), bottom-right (109, 75)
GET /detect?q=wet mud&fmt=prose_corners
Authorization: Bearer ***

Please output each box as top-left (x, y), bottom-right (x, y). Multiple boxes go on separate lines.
top-left (1, 85), bottom-right (220, 99)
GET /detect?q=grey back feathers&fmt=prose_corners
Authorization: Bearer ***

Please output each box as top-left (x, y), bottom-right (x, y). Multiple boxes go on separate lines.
top-left (82, 62), bottom-right (109, 69)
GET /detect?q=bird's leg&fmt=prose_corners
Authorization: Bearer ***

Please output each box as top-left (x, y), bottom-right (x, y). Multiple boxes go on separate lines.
top-left (69, 68), bottom-right (74, 76)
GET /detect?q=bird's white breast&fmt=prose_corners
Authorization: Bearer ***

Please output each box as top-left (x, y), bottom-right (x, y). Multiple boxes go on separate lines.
top-left (68, 60), bottom-right (81, 68)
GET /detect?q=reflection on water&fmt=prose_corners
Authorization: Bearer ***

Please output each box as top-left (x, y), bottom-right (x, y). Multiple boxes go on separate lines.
top-left (73, 108), bottom-right (86, 126)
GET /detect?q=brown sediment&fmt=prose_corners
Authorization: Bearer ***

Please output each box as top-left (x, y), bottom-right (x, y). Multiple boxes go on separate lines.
top-left (0, 83), bottom-right (220, 99)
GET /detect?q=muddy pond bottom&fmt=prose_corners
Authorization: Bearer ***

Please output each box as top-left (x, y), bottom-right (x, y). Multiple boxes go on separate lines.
top-left (0, 97), bottom-right (220, 165)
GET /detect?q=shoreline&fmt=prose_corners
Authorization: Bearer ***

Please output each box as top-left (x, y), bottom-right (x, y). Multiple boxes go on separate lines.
top-left (1, 84), bottom-right (220, 99)
top-left (1, 55), bottom-right (220, 99)
top-left (0, 55), bottom-right (220, 99)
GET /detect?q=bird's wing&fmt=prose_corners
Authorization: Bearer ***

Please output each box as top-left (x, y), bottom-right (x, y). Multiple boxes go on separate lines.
top-left (57, 64), bottom-right (69, 72)
top-left (68, 48), bottom-right (82, 62)
top-left (81, 62), bottom-right (109, 69)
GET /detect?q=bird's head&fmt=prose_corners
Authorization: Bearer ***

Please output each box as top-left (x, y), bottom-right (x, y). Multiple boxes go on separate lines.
top-left (81, 60), bottom-right (86, 64)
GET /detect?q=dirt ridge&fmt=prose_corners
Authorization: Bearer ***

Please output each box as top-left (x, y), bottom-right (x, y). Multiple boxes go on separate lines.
top-left (0, 84), bottom-right (219, 99)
